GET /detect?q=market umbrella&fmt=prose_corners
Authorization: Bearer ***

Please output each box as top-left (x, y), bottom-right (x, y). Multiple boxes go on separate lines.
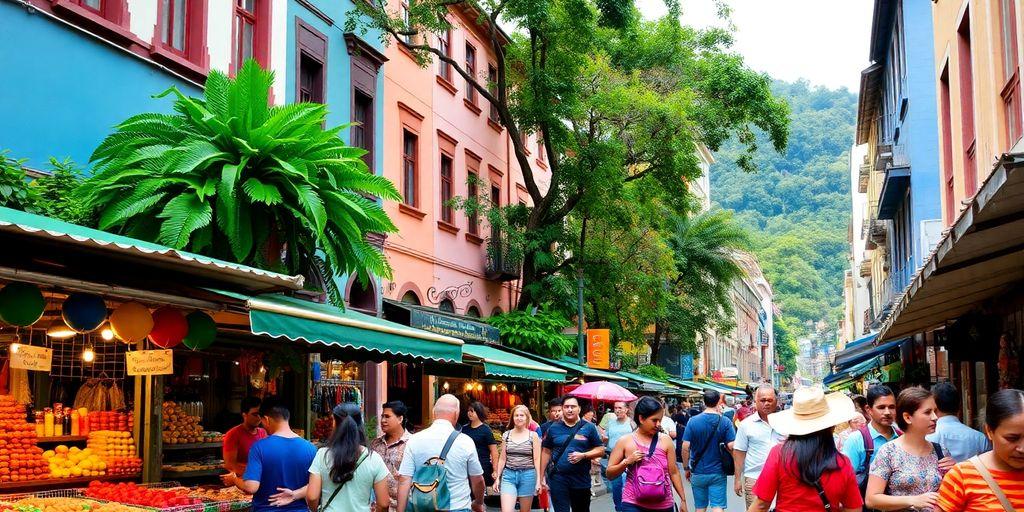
top-left (568, 380), bottom-right (637, 402)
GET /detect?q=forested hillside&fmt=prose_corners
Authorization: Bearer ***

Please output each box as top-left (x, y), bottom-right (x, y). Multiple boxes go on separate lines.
top-left (712, 80), bottom-right (856, 336)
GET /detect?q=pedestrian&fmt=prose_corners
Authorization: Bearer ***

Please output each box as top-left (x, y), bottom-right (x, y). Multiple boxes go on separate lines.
top-left (304, 403), bottom-right (390, 512)
top-left (493, 405), bottom-right (542, 512)
top-left (604, 400), bottom-right (638, 511)
top-left (220, 396), bottom-right (267, 485)
top-left (865, 387), bottom-right (955, 512)
top-left (397, 394), bottom-right (485, 512)
top-left (222, 396), bottom-right (318, 512)
top-left (370, 400), bottom-right (411, 512)
top-left (852, 395), bottom-right (869, 418)
top-left (926, 382), bottom-right (990, 463)
top-left (660, 405), bottom-right (677, 442)
top-left (463, 401), bottom-right (499, 489)
top-left (747, 386), bottom-right (863, 512)
top-left (671, 402), bottom-right (690, 429)
top-left (540, 395), bottom-right (606, 512)
top-left (733, 385), bottom-right (785, 509)
top-left (680, 389), bottom-right (736, 512)
top-left (843, 384), bottom-right (900, 497)
top-left (835, 413), bottom-right (868, 451)
top-left (736, 399), bottom-right (754, 423)
top-left (722, 396), bottom-right (737, 424)
top-left (936, 388), bottom-right (1024, 512)
top-left (538, 398), bottom-right (563, 438)
top-left (606, 396), bottom-right (688, 512)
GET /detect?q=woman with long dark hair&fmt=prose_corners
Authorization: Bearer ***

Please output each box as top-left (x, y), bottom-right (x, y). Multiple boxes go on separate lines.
top-left (748, 387), bottom-right (864, 512)
top-left (307, 403), bottom-right (390, 512)
top-left (463, 401), bottom-right (499, 487)
top-left (606, 396), bottom-right (687, 512)
top-left (937, 388), bottom-right (1024, 511)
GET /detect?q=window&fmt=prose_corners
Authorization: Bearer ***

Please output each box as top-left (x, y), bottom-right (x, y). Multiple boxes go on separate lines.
top-left (439, 29), bottom-right (452, 81)
top-left (957, 11), bottom-right (978, 198)
top-left (403, 131), bottom-right (418, 206)
top-left (439, 299), bottom-right (455, 313)
top-left (940, 65), bottom-right (955, 224)
top-left (160, 0), bottom-right (188, 52)
top-left (296, 21), bottom-right (327, 104)
top-left (488, 65), bottom-right (499, 122)
top-left (232, 0), bottom-right (270, 72)
top-left (440, 154), bottom-right (454, 223)
top-left (77, 0), bottom-right (101, 12)
top-left (299, 55), bottom-right (324, 103)
top-left (467, 173), bottom-right (479, 235)
top-left (401, 290), bottom-right (420, 305)
top-left (489, 184), bottom-right (501, 238)
top-left (353, 92), bottom-right (373, 168)
top-left (465, 43), bottom-right (477, 104)
top-left (400, 2), bottom-right (412, 44)
top-left (1000, 0), bottom-right (1022, 146)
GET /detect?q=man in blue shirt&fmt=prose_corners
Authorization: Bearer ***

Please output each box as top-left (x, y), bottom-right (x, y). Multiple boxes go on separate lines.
top-left (681, 390), bottom-right (736, 512)
top-left (541, 395), bottom-right (605, 512)
top-left (926, 382), bottom-right (991, 462)
top-left (841, 384), bottom-right (898, 497)
top-left (225, 396), bottom-right (318, 512)
top-left (537, 398), bottom-right (562, 438)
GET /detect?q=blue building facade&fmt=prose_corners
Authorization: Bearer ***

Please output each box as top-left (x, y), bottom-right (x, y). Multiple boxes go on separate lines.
top-left (862, 0), bottom-right (944, 302)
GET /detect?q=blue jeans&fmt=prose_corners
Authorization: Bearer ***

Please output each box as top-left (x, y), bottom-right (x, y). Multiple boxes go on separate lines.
top-left (690, 472), bottom-right (727, 509)
top-left (547, 476), bottom-right (591, 512)
top-left (600, 458), bottom-right (625, 511)
top-left (501, 467), bottom-right (538, 497)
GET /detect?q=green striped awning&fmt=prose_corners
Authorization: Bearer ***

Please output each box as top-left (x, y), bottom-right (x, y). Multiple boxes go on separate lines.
top-left (616, 370), bottom-right (671, 392)
top-left (243, 294), bottom-right (464, 362)
top-left (462, 344), bottom-right (567, 382)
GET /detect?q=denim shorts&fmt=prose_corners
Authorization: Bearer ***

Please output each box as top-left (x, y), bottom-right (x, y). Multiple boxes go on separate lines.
top-left (500, 467), bottom-right (538, 497)
top-left (690, 472), bottom-right (727, 509)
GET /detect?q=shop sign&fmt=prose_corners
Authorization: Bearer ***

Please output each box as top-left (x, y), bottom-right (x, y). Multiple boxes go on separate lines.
top-left (126, 349), bottom-right (174, 375)
top-left (409, 309), bottom-right (500, 343)
top-left (680, 353), bottom-right (694, 380)
top-left (9, 344), bottom-right (52, 372)
top-left (586, 329), bottom-right (610, 369)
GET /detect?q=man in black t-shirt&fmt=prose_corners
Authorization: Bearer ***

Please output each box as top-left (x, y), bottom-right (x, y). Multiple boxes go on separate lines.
top-left (537, 397), bottom-right (563, 438)
top-left (540, 396), bottom-right (604, 512)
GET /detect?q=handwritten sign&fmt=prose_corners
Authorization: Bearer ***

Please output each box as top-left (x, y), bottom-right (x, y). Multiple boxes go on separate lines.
top-left (126, 349), bottom-right (174, 375)
top-left (586, 329), bottom-right (610, 369)
top-left (9, 344), bottom-right (52, 372)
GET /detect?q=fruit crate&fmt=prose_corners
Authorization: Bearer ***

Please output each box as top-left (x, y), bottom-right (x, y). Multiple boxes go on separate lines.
top-left (0, 487), bottom-right (86, 500)
top-left (131, 482), bottom-right (250, 512)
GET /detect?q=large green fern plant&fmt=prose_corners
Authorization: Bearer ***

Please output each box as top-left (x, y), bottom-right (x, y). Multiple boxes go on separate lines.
top-left (79, 61), bottom-right (400, 301)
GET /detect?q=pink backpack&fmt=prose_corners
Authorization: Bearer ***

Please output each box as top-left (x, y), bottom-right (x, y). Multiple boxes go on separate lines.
top-left (628, 435), bottom-right (671, 505)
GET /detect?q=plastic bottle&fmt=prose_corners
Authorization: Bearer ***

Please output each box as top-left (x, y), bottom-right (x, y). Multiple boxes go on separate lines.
top-left (54, 411), bottom-right (64, 436)
top-left (43, 408), bottom-right (54, 437)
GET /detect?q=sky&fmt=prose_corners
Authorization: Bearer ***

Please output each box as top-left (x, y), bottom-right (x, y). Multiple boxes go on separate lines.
top-left (634, 0), bottom-right (875, 92)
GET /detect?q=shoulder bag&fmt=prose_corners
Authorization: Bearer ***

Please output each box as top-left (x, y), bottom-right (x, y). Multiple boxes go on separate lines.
top-left (546, 421), bottom-right (584, 478)
top-left (969, 455), bottom-right (1017, 512)
top-left (690, 414), bottom-right (722, 472)
top-left (319, 450), bottom-right (369, 512)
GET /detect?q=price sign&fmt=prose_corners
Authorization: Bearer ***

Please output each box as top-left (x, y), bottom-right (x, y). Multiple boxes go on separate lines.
top-left (125, 349), bottom-right (174, 375)
top-left (9, 344), bottom-right (53, 372)
top-left (587, 329), bottom-right (610, 369)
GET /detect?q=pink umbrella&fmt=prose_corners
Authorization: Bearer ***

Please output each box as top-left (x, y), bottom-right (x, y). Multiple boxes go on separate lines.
top-left (568, 380), bottom-right (637, 402)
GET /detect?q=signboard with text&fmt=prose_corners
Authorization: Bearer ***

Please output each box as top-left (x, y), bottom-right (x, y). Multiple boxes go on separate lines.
top-left (680, 353), bottom-right (694, 380)
top-left (409, 309), bottom-right (500, 343)
top-left (586, 329), bottom-right (610, 369)
top-left (9, 345), bottom-right (52, 372)
top-left (126, 350), bottom-right (174, 375)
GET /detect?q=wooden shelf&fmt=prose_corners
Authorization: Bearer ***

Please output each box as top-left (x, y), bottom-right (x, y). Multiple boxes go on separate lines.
top-left (36, 436), bottom-right (88, 443)
top-left (0, 473), bottom-right (139, 491)
top-left (162, 442), bottom-right (222, 451)
top-left (160, 468), bottom-right (223, 478)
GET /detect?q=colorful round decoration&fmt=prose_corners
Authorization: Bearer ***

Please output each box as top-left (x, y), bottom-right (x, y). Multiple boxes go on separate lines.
top-left (0, 282), bottom-right (45, 327)
top-left (148, 306), bottom-right (188, 348)
top-left (61, 293), bottom-right (108, 332)
top-left (109, 302), bottom-right (154, 343)
top-left (182, 311), bottom-right (217, 350)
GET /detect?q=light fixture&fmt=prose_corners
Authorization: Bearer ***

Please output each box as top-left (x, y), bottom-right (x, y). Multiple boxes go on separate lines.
top-left (100, 326), bottom-right (114, 341)
top-left (46, 320), bottom-right (76, 339)
top-left (443, 381), bottom-right (450, 390)
top-left (464, 383), bottom-right (473, 392)
top-left (476, 383), bottom-right (484, 391)
top-left (491, 384), bottom-right (497, 392)
top-left (9, 343), bottom-right (20, 354)
top-left (82, 346), bottom-right (95, 363)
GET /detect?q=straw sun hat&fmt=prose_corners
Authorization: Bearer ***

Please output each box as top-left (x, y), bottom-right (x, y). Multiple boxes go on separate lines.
top-left (767, 386), bottom-right (859, 436)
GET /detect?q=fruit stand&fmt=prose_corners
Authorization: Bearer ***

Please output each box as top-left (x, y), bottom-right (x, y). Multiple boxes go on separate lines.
top-left (0, 481), bottom-right (251, 512)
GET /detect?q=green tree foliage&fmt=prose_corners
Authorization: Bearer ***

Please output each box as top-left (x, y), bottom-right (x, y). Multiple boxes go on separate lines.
top-left (33, 158), bottom-right (94, 226)
top-left (0, 151), bottom-right (39, 212)
top-left (351, 0), bottom-right (789, 310)
top-left (773, 316), bottom-right (799, 381)
top-left (78, 61), bottom-right (400, 303)
top-left (711, 80), bottom-right (855, 333)
top-left (488, 308), bottom-right (576, 358)
top-left (637, 364), bottom-right (671, 382)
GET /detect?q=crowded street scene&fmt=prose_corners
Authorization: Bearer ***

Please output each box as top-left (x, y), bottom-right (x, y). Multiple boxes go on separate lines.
top-left (1, 0), bottom-right (1023, 510)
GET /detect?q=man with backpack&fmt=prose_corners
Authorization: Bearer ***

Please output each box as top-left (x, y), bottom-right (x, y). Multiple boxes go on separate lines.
top-left (397, 394), bottom-right (485, 512)
top-left (841, 384), bottom-right (900, 507)
top-left (680, 390), bottom-right (736, 512)
top-left (540, 395), bottom-right (605, 512)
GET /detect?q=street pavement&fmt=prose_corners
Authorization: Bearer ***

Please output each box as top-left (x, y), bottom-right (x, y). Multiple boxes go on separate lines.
top-left (487, 475), bottom-right (749, 512)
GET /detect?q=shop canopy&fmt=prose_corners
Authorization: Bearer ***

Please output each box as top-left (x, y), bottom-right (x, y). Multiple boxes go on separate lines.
top-left (222, 292), bottom-right (464, 362)
top-left (834, 338), bottom-right (906, 370)
top-left (825, 355), bottom-right (883, 386)
top-left (880, 153), bottom-right (1024, 341)
top-left (522, 354), bottom-right (628, 381)
top-left (669, 379), bottom-right (708, 392)
top-left (0, 206), bottom-right (304, 292)
top-left (701, 380), bottom-right (747, 396)
top-left (616, 370), bottom-right (671, 392)
top-left (461, 344), bottom-right (567, 382)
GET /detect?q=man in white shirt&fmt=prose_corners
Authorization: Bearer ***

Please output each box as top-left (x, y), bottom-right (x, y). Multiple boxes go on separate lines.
top-left (733, 385), bottom-right (784, 508)
top-left (397, 394), bottom-right (485, 512)
top-left (926, 382), bottom-right (991, 462)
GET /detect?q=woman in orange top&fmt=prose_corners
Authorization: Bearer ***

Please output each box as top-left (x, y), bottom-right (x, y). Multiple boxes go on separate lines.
top-left (937, 388), bottom-right (1024, 512)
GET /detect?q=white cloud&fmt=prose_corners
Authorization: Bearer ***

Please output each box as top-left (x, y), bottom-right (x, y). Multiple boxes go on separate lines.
top-left (635, 0), bottom-right (875, 91)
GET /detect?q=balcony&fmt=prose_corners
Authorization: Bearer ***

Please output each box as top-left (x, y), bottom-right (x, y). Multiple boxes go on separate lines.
top-left (874, 143), bottom-right (893, 172)
top-left (485, 238), bottom-right (521, 281)
top-left (858, 162), bottom-right (871, 193)
top-left (867, 217), bottom-right (889, 248)
top-left (877, 144), bottom-right (911, 220)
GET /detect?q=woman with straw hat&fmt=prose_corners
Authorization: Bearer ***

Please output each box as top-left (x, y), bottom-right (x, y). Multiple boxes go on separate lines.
top-left (747, 386), bottom-right (865, 512)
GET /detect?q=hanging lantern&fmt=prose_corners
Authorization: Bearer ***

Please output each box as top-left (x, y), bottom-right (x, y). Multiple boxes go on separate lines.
top-left (0, 282), bottom-right (45, 327)
top-left (182, 311), bottom-right (217, 350)
top-left (61, 293), bottom-right (107, 332)
top-left (109, 302), bottom-right (153, 343)
top-left (148, 306), bottom-right (187, 348)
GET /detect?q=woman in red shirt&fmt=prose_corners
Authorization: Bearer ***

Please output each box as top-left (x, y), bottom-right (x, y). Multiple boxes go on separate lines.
top-left (749, 387), bottom-right (864, 512)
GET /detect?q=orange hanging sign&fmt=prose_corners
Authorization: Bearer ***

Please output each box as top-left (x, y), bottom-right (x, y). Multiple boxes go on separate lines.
top-left (587, 329), bottom-right (610, 369)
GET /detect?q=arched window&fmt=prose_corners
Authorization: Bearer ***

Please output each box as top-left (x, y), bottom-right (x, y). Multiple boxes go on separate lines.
top-left (347, 278), bottom-right (377, 313)
top-left (491, 307), bottom-right (503, 317)
top-left (439, 299), bottom-right (455, 313)
top-left (401, 291), bottom-right (421, 305)
top-left (465, 306), bottom-right (481, 318)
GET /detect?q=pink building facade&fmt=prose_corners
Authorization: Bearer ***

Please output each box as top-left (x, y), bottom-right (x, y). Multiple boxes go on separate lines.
top-left (379, 5), bottom-right (550, 318)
